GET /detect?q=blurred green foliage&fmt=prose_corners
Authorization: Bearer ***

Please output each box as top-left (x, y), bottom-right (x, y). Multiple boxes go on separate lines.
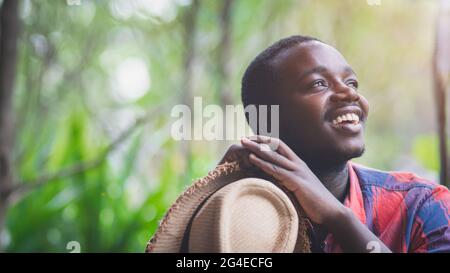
top-left (3, 0), bottom-right (443, 252)
top-left (412, 135), bottom-right (440, 172)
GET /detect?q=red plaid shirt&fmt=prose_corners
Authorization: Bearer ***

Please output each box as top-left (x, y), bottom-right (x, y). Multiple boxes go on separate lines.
top-left (322, 162), bottom-right (450, 253)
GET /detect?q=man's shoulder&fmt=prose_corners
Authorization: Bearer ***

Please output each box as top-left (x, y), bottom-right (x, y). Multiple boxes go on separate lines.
top-left (350, 162), bottom-right (439, 193)
top-left (350, 162), bottom-right (450, 253)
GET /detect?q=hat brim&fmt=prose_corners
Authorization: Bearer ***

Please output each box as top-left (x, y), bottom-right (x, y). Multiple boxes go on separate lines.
top-left (146, 161), bottom-right (311, 253)
top-left (188, 177), bottom-right (300, 252)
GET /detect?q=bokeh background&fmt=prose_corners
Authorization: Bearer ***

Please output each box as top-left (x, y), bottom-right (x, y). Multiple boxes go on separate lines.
top-left (0, 0), bottom-right (447, 252)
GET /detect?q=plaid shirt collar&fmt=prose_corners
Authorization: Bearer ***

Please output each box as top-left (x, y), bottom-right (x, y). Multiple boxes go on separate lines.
top-left (322, 161), bottom-right (366, 252)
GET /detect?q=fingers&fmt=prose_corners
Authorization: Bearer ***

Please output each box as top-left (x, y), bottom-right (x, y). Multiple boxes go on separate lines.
top-left (247, 135), bottom-right (298, 161)
top-left (241, 137), bottom-right (297, 171)
top-left (248, 153), bottom-right (288, 181)
top-left (218, 143), bottom-right (258, 171)
top-left (248, 154), bottom-right (299, 192)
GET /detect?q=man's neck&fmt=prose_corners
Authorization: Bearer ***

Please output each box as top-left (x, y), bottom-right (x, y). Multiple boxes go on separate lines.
top-left (311, 162), bottom-right (349, 203)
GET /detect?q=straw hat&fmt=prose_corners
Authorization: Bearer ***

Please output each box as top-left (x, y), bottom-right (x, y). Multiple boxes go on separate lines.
top-left (145, 161), bottom-right (311, 253)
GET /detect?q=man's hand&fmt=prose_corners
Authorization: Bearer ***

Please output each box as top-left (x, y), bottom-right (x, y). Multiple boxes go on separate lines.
top-left (240, 135), bottom-right (347, 226)
top-left (239, 135), bottom-right (391, 252)
top-left (218, 143), bottom-right (266, 178)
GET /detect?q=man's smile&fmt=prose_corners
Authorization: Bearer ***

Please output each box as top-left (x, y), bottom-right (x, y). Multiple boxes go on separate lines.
top-left (325, 105), bottom-right (364, 135)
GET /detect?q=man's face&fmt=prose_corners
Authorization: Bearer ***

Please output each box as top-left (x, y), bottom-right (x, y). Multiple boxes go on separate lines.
top-left (270, 41), bottom-right (369, 167)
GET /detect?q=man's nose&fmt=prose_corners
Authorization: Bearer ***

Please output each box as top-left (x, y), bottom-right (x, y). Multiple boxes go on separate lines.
top-left (330, 82), bottom-right (360, 103)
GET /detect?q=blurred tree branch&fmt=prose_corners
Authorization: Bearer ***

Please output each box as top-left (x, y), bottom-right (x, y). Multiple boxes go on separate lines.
top-left (433, 0), bottom-right (450, 186)
top-left (0, 0), bottom-right (20, 250)
top-left (215, 0), bottom-right (234, 152)
top-left (179, 0), bottom-right (200, 184)
top-left (217, 0), bottom-right (234, 107)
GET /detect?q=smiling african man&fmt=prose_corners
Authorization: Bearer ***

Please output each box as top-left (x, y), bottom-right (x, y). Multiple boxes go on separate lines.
top-left (220, 35), bottom-right (450, 253)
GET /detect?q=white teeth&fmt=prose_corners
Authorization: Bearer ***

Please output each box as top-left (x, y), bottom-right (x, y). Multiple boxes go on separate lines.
top-left (331, 113), bottom-right (360, 125)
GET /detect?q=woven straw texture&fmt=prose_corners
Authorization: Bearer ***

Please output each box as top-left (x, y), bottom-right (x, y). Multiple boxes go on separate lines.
top-left (145, 161), bottom-right (311, 253)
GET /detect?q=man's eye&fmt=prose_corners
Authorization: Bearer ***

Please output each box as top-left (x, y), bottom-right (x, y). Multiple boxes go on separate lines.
top-left (311, 80), bottom-right (327, 88)
top-left (347, 80), bottom-right (358, 89)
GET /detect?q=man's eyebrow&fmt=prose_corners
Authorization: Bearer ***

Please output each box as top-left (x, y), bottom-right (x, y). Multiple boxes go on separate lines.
top-left (298, 66), bottom-right (327, 81)
top-left (298, 65), bottom-right (357, 81)
top-left (344, 66), bottom-right (357, 76)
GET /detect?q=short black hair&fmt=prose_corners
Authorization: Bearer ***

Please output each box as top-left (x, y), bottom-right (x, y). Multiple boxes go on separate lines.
top-left (241, 35), bottom-right (321, 109)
